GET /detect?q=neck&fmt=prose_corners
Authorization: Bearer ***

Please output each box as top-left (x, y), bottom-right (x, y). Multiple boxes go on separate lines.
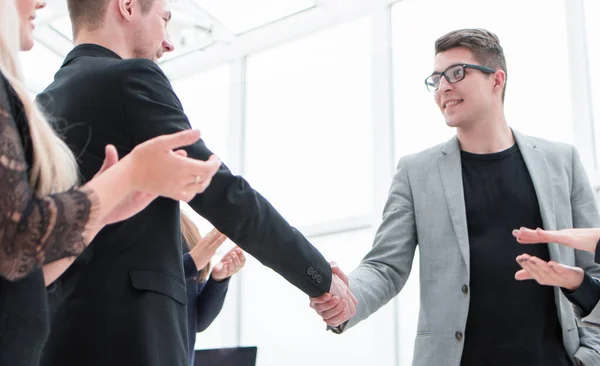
top-left (456, 110), bottom-right (514, 154)
top-left (74, 26), bottom-right (132, 59)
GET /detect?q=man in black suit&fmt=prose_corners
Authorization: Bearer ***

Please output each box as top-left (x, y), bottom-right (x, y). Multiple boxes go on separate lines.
top-left (37, 1), bottom-right (356, 365)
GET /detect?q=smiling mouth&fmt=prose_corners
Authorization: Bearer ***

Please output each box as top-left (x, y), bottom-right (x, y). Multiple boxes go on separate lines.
top-left (444, 99), bottom-right (463, 109)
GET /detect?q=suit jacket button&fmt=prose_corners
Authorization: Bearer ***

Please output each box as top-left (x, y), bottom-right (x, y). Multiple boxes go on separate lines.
top-left (317, 275), bottom-right (322, 283)
top-left (455, 331), bottom-right (463, 341)
top-left (307, 267), bottom-right (314, 275)
top-left (462, 285), bottom-right (469, 294)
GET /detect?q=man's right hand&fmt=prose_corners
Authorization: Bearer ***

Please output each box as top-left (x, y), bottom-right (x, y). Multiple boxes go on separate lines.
top-left (309, 262), bottom-right (357, 327)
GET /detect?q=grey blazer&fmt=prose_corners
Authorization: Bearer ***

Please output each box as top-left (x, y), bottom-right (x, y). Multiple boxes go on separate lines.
top-left (338, 131), bottom-right (600, 366)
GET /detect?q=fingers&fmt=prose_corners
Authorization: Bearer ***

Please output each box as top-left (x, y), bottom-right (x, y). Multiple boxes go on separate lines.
top-left (212, 247), bottom-right (246, 281)
top-left (182, 155), bottom-right (221, 194)
top-left (230, 248), bottom-right (244, 272)
top-left (222, 247), bottom-right (244, 274)
top-left (310, 293), bottom-right (332, 304)
top-left (310, 295), bottom-right (349, 326)
top-left (326, 308), bottom-right (351, 327)
top-left (311, 296), bottom-right (340, 313)
top-left (200, 229), bottom-right (227, 250)
top-left (548, 261), bottom-right (584, 277)
top-left (515, 255), bottom-right (584, 291)
top-left (516, 254), bottom-right (544, 280)
top-left (513, 227), bottom-right (548, 244)
top-left (320, 300), bottom-right (347, 321)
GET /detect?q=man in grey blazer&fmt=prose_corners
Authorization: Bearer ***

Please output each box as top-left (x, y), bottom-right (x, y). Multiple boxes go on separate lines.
top-left (310, 28), bottom-right (600, 366)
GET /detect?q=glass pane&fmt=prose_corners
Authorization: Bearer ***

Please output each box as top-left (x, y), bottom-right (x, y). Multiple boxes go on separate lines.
top-left (239, 228), bottom-right (396, 366)
top-left (584, 0), bottom-right (600, 168)
top-left (159, 8), bottom-right (216, 64)
top-left (20, 43), bottom-right (64, 94)
top-left (180, 204), bottom-right (239, 350)
top-left (171, 64), bottom-right (232, 163)
top-left (196, 0), bottom-right (315, 34)
top-left (49, 15), bottom-right (73, 41)
top-left (392, 0), bottom-right (573, 162)
top-left (245, 17), bottom-right (373, 228)
top-left (47, 13), bottom-right (216, 65)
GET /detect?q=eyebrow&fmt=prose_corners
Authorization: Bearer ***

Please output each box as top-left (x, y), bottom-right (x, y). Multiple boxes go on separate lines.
top-left (431, 63), bottom-right (464, 74)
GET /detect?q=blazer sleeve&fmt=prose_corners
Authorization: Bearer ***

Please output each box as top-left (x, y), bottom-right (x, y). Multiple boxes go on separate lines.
top-left (333, 157), bottom-right (418, 333)
top-left (194, 277), bottom-right (230, 332)
top-left (569, 145), bottom-right (600, 364)
top-left (119, 59), bottom-right (331, 297)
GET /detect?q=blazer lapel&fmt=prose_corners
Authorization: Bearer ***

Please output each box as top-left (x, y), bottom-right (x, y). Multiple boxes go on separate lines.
top-left (437, 136), bottom-right (470, 268)
top-left (513, 131), bottom-right (561, 261)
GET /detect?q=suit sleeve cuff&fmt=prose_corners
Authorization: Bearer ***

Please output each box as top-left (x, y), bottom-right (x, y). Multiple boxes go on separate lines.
top-left (562, 274), bottom-right (600, 316)
top-left (327, 321), bottom-right (348, 334)
top-left (573, 346), bottom-right (597, 366)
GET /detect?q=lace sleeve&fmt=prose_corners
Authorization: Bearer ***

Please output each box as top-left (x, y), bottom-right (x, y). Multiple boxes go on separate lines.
top-left (0, 80), bottom-right (94, 281)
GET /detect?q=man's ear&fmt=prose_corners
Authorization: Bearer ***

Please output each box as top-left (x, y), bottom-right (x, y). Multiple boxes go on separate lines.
top-left (493, 69), bottom-right (506, 95)
top-left (117, 0), bottom-right (135, 20)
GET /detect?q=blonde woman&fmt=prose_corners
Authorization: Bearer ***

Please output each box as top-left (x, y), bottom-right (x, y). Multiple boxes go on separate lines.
top-left (180, 212), bottom-right (245, 366)
top-left (0, 0), bottom-right (221, 364)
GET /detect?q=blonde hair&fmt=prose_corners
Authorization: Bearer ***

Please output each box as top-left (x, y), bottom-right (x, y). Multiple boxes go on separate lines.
top-left (180, 212), bottom-right (210, 282)
top-left (0, 0), bottom-right (78, 197)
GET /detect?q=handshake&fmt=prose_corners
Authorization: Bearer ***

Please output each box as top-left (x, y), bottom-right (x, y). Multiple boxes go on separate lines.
top-left (309, 262), bottom-right (357, 327)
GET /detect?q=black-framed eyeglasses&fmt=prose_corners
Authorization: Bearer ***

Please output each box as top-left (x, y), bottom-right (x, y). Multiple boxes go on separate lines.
top-left (425, 63), bottom-right (496, 92)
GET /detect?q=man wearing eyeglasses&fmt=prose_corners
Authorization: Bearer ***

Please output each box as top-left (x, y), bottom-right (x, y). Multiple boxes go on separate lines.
top-left (309, 28), bottom-right (600, 366)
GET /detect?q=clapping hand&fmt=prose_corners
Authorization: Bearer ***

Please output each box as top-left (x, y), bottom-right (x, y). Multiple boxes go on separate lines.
top-left (211, 246), bottom-right (246, 282)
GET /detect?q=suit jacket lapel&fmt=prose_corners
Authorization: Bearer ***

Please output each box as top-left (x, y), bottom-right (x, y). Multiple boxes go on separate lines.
top-left (513, 131), bottom-right (561, 261)
top-left (438, 136), bottom-right (470, 268)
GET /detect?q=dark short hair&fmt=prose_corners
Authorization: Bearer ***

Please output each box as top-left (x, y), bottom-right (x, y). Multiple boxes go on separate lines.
top-left (435, 28), bottom-right (507, 101)
top-left (67, 0), bottom-right (155, 36)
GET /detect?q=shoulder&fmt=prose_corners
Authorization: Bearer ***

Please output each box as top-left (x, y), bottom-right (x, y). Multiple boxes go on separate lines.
top-left (120, 58), bottom-right (166, 76)
top-left (526, 134), bottom-right (572, 153)
top-left (398, 140), bottom-right (448, 169)
top-left (118, 58), bottom-right (169, 83)
top-left (117, 59), bottom-right (174, 94)
top-left (519, 133), bottom-right (574, 162)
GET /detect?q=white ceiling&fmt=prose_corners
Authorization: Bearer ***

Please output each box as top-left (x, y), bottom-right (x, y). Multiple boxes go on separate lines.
top-left (25, 0), bottom-right (396, 91)
top-left (33, 0), bottom-right (318, 65)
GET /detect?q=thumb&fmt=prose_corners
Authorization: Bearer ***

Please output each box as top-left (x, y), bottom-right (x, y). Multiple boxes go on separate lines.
top-left (95, 145), bottom-right (119, 177)
top-left (174, 149), bottom-right (188, 157)
top-left (158, 129), bottom-right (201, 151)
top-left (515, 269), bottom-right (533, 281)
top-left (213, 262), bottom-right (224, 273)
top-left (330, 261), bottom-right (349, 285)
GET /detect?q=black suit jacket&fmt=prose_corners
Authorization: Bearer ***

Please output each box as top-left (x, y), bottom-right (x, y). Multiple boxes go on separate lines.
top-left (37, 44), bottom-right (331, 366)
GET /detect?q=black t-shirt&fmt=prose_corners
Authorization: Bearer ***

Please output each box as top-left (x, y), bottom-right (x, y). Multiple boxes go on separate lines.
top-left (459, 144), bottom-right (571, 366)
